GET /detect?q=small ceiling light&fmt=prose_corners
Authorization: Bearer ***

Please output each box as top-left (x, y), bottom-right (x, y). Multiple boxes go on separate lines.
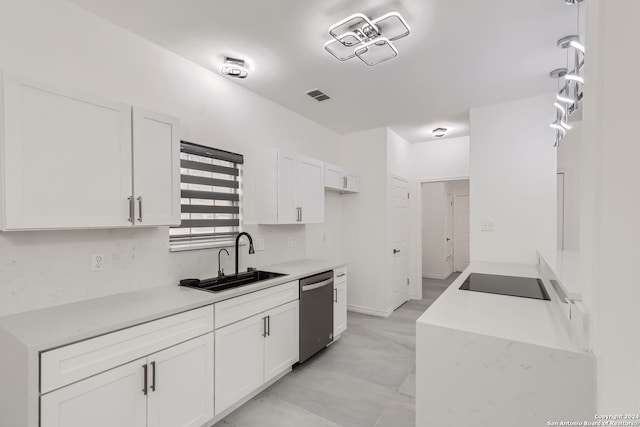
top-left (324, 11), bottom-right (410, 66)
top-left (432, 128), bottom-right (448, 138)
top-left (220, 57), bottom-right (248, 79)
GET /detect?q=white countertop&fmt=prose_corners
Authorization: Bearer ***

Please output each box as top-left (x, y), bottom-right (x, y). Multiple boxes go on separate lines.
top-left (0, 258), bottom-right (344, 352)
top-left (537, 249), bottom-right (584, 301)
top-left (417, 262), bottom-right (587, 353)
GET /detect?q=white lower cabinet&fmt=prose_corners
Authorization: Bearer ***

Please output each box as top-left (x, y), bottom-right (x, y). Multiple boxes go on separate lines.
top-left (333, 267), bottom-right (348, 338)
top-left (41, 332), bottom-right (213, 427)
top-left (41, 358), bottom-right (147, 427)
top-left (215, 300), bottom-right (299, 416)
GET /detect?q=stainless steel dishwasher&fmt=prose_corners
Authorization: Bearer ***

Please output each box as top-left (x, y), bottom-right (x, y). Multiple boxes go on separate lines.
top-left (299, 270), bottom-right (334, 363)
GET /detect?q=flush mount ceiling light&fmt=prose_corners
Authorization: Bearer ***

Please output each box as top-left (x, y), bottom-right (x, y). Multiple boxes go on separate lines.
top-left (324, 11), bottom-right (410, 66)
top-left (220, 57), bottom-right (248, 79)
top-left (432, 128), bottom-right (448, 138)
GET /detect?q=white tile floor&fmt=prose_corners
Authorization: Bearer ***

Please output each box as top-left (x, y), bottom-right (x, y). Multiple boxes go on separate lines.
top-left (215, 274), bottom-right (458, 427)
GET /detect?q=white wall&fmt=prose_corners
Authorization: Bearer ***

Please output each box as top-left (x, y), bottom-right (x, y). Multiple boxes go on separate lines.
top-left (582, 0), bottom-right (640, 411)
top-left (557, 122), bottom-right (582, 251)
top-left (421, 182), bottom-right (447, 278)
top-left (469, 94), bottom-right (557, 264)
top-left (0, 0), bottom-right (344, 315)
top-left (340, 128), bottom-right (389, 315)
top-left (410, 136), bottom-right (470, 181)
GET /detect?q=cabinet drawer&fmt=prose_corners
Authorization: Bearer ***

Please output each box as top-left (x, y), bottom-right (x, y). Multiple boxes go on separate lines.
top-left (40, 305), bottom-right (213, 394)
top-left (215, 281), bottom-right (299, 329)
top-left (334, 267), bottom-right (347, 285)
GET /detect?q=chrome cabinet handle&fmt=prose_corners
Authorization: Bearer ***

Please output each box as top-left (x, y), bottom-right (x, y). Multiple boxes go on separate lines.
top-left (128, 196), bottom-right (134, 223)
top-left (150, 361), bottom-right (156, 392)
top-left (266, 315), bottom-right (270, 337)
top-left (300, 207), bottom-right (303, 222)
top-left (296, 207), bottom-right (302, 222)
top-left (343, 176), bottom-right (347, 188)
top-left (137, 196), bottom-right (142, 223)
top-left (336, 273), bottom-right (346, 278)
top-left (262, 316), bottom-right (268, 337)
top-left (334, 288), bottom-right (338, 303)
top-left (142, 364), bottom-right (148, 395)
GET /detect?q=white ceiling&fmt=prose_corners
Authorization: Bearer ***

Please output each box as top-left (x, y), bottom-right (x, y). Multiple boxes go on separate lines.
top-left (70, 0), bottom-right (579, 142)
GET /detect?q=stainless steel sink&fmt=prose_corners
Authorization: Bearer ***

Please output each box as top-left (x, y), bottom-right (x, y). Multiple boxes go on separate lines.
top-left (179, 270), bottom-right (287, 293)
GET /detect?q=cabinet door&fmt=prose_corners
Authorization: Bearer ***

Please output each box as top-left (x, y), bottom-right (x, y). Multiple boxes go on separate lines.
top-left (214, 314), bottom-right (264, 415)
top-left (132, 108), bottom-right (180, 227)
top-left (324, 163), bottom-right (344, 190)
top-left (41, 358), bottom-right (146, 427)
top-left (147, 333), bottom-right (214, 427)
top-left (334, 282), bottom-right (347, 337)
top-left (277, 151), bottom-right (299, 224)
top-left (264, 301), bottom-right (299, 382)
top-left (2, 73), bottom-right (133, 230)
top-left (344, 172), bottom-right (360, 193)
top-left (298, 156), bottom-right (325, 223)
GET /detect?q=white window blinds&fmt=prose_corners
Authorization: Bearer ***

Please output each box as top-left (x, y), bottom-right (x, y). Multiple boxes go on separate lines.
top-left (170, 141), bottom-right (243, 249)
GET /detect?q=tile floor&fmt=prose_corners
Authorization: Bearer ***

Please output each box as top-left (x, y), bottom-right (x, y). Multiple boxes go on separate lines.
top-left (215, 274), bottom-right (459, 427)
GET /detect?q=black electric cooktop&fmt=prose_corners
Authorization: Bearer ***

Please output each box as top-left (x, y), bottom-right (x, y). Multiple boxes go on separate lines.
top-left (459, 273), bottom-right (551, 300)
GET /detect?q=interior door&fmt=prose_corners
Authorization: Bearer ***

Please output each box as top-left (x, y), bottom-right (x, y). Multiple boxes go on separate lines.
top-left (444, 193), bottom-right (454, 276)
top-left (40, 358), bottom-right (146, 427)
top-left (391, 176), bottom-right (410, 310)
top-left (147, 333), bottom-right (214, 427)
top-left (132, 107), bottom-right (180, 227)
top-left (453, 194), bottom-right (470, 272)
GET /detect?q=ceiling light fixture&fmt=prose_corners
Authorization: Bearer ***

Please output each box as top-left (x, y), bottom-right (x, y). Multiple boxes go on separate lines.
top-left (324, 11), bottom-right (410, 66)
top-left (220, 57), bottom-right (248, 79)
top-left (549, 0), bottom-right (586, 146)
top-left (432, 128), bottom-right (448, 138)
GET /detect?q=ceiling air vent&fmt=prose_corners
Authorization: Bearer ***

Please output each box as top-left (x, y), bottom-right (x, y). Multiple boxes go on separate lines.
top-left (306, 89), bottom-right (331, 102)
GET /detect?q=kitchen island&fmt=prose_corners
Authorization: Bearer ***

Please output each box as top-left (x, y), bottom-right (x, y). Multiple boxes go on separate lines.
top-left (416, 262), bottom-right (595, 426)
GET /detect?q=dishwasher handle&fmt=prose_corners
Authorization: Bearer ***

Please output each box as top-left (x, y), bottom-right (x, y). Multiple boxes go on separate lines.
top-left (301, 278), bottom-right (333, 292)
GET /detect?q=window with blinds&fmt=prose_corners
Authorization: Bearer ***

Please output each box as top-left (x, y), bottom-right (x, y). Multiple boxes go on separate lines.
top-left (170, 141), bottom-right (243, 249)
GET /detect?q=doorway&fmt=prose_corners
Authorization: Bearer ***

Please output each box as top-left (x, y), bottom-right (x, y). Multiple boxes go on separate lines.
top-left (421, 179), bottom-right (470, 280)
top-left (391, 176), bottom-right (410, 310)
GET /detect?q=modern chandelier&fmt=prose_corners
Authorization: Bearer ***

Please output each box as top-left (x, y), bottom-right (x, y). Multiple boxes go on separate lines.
top-left (550, 0), bottom-right (585, 146)
top-left (324, 12), bottom-right (411, 66)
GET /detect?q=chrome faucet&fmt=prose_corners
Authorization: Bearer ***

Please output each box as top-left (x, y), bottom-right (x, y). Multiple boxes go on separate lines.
top-left (235, 232), bottom-right (255, 275)
top-left (217, 248), bottom-right (230, 278)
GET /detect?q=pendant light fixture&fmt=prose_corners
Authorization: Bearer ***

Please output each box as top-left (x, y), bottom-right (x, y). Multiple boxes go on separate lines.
top-left (324, 11), bottom-right (411, 66)
top-left (549, 0), bottom-right (585, 146)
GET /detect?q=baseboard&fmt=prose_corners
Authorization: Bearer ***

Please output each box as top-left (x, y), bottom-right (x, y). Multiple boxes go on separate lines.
top-left (422, 273), bottom-right (449, 280)
top-left (347, 304), bottom-right (393, 318)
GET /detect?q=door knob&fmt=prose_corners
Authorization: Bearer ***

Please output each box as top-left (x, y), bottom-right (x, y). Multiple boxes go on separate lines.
top-left (393, 249), bottom-right (400, 254)
top-left (446, 238), bottom-right (451, 241)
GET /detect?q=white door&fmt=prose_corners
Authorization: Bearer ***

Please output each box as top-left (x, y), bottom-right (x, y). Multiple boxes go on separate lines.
top-left (264, 301), bottom-right (299, 382)
top-left (277, 151), bottom-right (298, 224)
top-left (298, 155), bottom-right (325, 223)
top-left (2, 73), bottom-right (133, 230)
top-left (333, 282), bottom-right (347, 337)
top-left (453, 194), bottom-right (470, 272)
top-left (132, 108), bottom-right (180, 227)
top-left (41, 359), bottom-right (147, 427)
top-left (214, 314), bottom-right (264, 415)
top-left (557, 173), bottom-right (565, 250)
top-left (147, 333), bottom-right (214, 427)
top-left (444, 193), bottom-right (454, 276)
top-left (391, 176), bottom-right (410, 310)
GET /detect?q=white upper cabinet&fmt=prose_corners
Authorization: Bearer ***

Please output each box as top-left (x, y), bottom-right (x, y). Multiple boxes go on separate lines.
top-left (324, 163), bottom-right (360, 193)
top-left (0, 71), bottom-right (180, 230)
top-left (257, 149), bottom-right (324, 224)
top-left (1, 72), bottom-right (133, 230)
top-left (132, 108), bottom-right (180, 227)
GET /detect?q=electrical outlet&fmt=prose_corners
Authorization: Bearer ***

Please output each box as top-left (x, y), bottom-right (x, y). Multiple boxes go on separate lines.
top-left (91, 253), bottom-right (104, 271)
top-left (255, 238), bottom-right (265, 251)
top-left (287, 237), bottom-right (293, 248)
top-left (481, 220), bottom-right (495, 232)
